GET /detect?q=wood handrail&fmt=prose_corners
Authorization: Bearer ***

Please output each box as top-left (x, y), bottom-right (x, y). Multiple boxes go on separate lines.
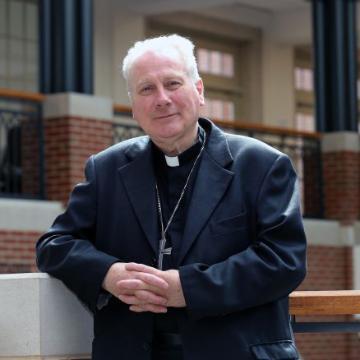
top-left (113, 103), bottom-right (321, 140)
top-left (289, 290), bottom-right (360, 316)
top-left (0, 88), bottom-right (45, 102)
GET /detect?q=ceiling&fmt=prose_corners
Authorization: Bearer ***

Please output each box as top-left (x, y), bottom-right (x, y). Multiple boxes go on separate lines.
top-left (116, 0), bottom-right (309, 15)
top-left (112, 0), bottom-right (312, 44)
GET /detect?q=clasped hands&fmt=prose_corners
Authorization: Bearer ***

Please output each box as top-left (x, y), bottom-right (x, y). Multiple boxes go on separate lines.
top-left (102, 262), bottom-right (186, 313)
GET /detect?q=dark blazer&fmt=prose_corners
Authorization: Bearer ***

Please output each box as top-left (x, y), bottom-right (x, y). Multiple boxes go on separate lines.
top-left (37, 118), bottom-right (306, 360)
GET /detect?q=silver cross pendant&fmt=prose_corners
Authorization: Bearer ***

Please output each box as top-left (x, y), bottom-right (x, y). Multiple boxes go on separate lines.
top-left (158, 237), bottom-right (172, 270)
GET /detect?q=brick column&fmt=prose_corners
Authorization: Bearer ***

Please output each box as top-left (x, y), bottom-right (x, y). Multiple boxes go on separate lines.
top-left (322, 132), bottom-right (360, 224)
top-left (43, 93), bottom-right (113, 203)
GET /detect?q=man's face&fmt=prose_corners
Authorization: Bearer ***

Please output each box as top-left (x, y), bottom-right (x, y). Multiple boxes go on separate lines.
top-left (128, 51), bottom-right (204, 153)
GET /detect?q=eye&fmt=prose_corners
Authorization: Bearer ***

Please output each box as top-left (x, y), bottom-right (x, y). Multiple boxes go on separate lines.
top-left (166, 80), bottom-right (181, 90)
top-left (139, 85), bottom-right (154, 95)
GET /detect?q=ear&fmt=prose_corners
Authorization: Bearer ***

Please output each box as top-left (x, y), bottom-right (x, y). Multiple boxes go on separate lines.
top-left (195, 79), bottom-right (205, 106)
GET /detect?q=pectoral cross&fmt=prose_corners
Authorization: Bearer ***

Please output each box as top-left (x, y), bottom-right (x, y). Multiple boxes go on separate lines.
top-left (158, 237), bottom-right (172, 270)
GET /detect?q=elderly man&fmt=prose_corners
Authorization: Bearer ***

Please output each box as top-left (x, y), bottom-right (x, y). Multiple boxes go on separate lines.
top-left (37, 34), bottom-right (306, 360)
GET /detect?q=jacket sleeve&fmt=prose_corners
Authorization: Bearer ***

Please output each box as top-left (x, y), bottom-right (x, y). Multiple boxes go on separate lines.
top-left (179, 154), bottom-right (307, 319)
top-left (36, 156), bottom-right (119, 312)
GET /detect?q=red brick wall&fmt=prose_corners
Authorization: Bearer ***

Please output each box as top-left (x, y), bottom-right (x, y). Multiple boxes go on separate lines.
top-left (44, 116), bottom-right (113, 203)
top-left (323, 151), bottom-right (360, 224)
top-left (0, 230), bottom-right (39, 273)
top-left (294, 245), bottom-right (360, 359)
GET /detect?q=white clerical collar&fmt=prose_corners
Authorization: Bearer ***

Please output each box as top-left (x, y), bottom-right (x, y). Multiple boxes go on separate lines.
top-left (164, 155), bottom-right (180, 167)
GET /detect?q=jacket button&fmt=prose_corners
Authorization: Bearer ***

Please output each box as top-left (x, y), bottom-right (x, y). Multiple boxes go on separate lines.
top-left (151, 257), bottom-right (157, 266)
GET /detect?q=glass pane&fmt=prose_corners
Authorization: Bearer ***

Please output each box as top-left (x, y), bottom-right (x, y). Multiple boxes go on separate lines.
top-left (26, 2), bottom-right (37, 40)
top-left (294, 67), bottom-right (302, 90)
top-left (304, 69), bottom-right (313, 91)
top-left (222, 53), bottom-right (234, 77)
top-left (210, 51), bottom-right (221, 75)
top-left (201, 98), bottom-right (211, 118)
top-left (26, 41), bottom-right (37, 62)
top-left (8, 79), bottom-right (24, 89)
top-left (9, 0), bottom-right (23, 38)
top-left (223, 101), bottom-right (235, 120)
top-left (24, 80), bottom-right (37, 91)
top-left (0, 38), bottom-right (6, 77)
top-left (0, 77), bottom-right (8, 87)
top-left (212, 99), bottom-right (223, 119)
top-left (9, 38), bottom-right (23, 59)
top-left (0, 0), bottom-right (7, 35)
top-left (197, 48), bottom-right (209, 73)
top-left (25, 61), bottom-right (37, 80)
top-left (9, 39), bottom-right (24, 78)
top-left (295, 113), bottom-right (315, 132)
top-left (9, 59), bottom-right (23, 78)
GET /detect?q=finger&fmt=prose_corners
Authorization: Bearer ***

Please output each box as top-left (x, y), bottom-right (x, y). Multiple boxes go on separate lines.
top-left (129, 304), bottom-right (168, 313)
top-left (132, 272), bottom-right (169, 290)
top-left (135, 290), bottom-right (167, 305)
top-left (118, 294), bottom-right (139, 305)
top-left (126, 262), bottom-right (160, 275)
top-left (116, 279), bottom-right (145, 291)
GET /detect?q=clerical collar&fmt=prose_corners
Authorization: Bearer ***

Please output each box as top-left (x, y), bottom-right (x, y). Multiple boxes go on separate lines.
top-left (164, 155), bottom-right (179, 167)
top-left (154, 126), bottom-right (206, 168)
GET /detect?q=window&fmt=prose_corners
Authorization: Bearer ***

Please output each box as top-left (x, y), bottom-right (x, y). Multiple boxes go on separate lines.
top-left (201, 98), bottom-right (235, 121)
top-left (294, 67), bottom-right (313, 92)
top-left (0, 0), bottom-right (39, 91)
top-left (294, 47), bottom-right (315, 131)
top-left (197, 48), bottom-right (234, 78)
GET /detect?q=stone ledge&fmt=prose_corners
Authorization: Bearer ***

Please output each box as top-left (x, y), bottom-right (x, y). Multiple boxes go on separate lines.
top-left (0, 273), bottom-right (92, 358)
top-left (321, 131), bottom-right (360, 153)
top-left (304, 219), bottom-right (360, 247)
top-left (43, 93), bottom-right (113, 121)
top-left (0, 199), bottom-right (63, 231)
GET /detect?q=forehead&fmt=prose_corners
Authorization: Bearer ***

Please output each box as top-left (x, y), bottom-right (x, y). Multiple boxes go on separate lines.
top-left (129, 51), bottom-right (187, 85)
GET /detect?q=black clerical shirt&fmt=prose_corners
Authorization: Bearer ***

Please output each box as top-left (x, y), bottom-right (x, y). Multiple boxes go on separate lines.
top-left (151, 126), bottom-right (206, 335)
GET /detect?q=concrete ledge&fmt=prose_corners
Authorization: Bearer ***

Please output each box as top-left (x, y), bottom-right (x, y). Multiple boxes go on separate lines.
top-left (321, 131), bottom-right (360, 153)
top-left (303, 219), bottom-right (360, 247)
top-left (43, 93), bottom-right (113, 121)
top-left (0, 199), bottom-right (63, 231)
top-left (0, 273), bottom-right (92, 359)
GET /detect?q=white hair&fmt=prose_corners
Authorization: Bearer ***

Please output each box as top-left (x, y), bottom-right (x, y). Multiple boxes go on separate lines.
top-left (122, 34), bottom-right (201, 86)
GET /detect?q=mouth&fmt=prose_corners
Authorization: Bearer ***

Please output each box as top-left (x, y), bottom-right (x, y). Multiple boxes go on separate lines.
top-left (154, 113), bottom-right (179, 120)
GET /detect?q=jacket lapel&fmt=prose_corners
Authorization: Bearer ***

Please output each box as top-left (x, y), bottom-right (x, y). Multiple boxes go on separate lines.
top-left (178, 120), bottom-right (234, 265)
top-left (118, 138), bottom-right (158, 254)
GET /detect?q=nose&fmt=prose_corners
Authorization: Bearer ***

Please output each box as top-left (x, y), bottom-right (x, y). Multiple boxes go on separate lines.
top-left (155, 87), bottom-right (171, 108)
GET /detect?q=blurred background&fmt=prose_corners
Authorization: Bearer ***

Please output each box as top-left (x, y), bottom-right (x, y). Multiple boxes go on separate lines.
top-left (0, 1), bottom-right (360, 359)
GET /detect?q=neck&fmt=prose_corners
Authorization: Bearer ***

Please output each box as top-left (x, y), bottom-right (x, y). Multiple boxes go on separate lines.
top-left (154, 124), bottom-right (199, 156)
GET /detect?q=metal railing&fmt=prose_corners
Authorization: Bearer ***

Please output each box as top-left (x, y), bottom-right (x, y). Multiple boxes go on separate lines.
top-left (0, 89), bottom-right (45, 199)
top-left (113, 106), bottom-right (324, 219)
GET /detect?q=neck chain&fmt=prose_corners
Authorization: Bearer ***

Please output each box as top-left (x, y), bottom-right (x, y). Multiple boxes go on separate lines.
top-left (155, 132), bottom-right (206, 270)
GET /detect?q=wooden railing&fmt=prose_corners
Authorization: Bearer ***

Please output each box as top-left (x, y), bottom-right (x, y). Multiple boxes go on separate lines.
top-left (289, 290), bottom-right (360, 333)
top-left (113, 103), bottom-right (321, 139)
top-left (0, 88), bottom-right (45, 102)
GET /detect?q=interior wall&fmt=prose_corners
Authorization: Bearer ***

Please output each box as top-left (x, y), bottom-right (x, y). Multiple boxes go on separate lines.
top-left (93, 4), bottom-right (298, 128)
top-left (261, 36), bottom-right (295, 128)
top-left (94, 0), bottom-right (114, 99)
top-left (94, 0), bottom-right (147, 105)
top-left (112, 9), bottom-right (146, 106)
